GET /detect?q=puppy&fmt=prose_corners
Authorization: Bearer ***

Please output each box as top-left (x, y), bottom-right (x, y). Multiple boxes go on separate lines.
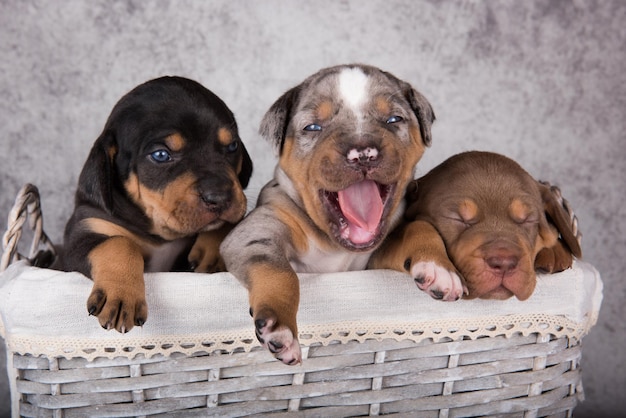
top-left (62, 76), bottom-right (253, 333)
top-left (222, 64), bottom-right (463, 365)
top-left (371, 151), bottom-right (582, 301)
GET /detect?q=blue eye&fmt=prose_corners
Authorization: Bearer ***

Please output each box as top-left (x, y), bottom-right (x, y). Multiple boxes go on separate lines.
top-left (303, 123), bottom-right (322, 132)
top-left (386, 115), bottom-right (404, 124)
top-left (150, 149), bottom-right (172, 163)
top-left (226, 141), bottom-right (239, 153)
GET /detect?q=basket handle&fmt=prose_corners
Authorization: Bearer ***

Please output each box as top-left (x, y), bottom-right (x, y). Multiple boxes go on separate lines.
top-left (1, 184), bottom-right (57, 272)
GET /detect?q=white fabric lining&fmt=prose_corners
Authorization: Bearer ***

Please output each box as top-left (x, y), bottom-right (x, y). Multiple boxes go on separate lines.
top-left (0, 260), bottom-right (602, 361)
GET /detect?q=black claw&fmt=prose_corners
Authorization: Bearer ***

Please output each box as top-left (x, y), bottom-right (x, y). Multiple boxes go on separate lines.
top-left (255, 329), bottom-right (265, 344)
top-left (249, 307), bottom-right (254, 317)
top-left (135, 318), bottom-right (145, 327)
top-left (414, 274), bottom-right (425, 285)
top-left (404, 258), bottom-right (412, 271)
top-left (288, 358), bottom-right (298, 365)
top-left (88, 305), bottom-right (97, 316)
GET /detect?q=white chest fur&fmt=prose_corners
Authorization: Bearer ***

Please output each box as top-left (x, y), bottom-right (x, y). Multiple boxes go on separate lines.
top-left (290, 243), bottom-right (372, 274)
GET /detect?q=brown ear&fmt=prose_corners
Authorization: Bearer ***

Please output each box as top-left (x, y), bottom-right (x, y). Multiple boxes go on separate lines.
top-left (259, 85), bottom-right (301, 155)
top-left (535, 181), bottom-right (582, 272)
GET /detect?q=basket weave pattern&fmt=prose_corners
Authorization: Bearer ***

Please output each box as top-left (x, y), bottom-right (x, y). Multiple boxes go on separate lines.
top-left (13, 333), bottom-right (582, 417)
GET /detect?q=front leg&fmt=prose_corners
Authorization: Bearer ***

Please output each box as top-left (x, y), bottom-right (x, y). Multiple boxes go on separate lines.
top-left (370, 220), bottom-right (467, 301)
top-left (188, 224), bottom-right (235, 273)
top-left (86, 236), bottom-right (148, 332)
top-left (221, 209), bottom-right (303, 365)
top-left (247, 262), bottom-right (302, 365)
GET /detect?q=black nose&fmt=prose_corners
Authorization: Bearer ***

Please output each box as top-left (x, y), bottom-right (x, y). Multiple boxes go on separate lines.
top-left (199, 179), bottom-right (233, 213)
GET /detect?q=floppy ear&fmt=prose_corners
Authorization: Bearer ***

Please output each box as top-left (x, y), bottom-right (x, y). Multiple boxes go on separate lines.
top-left (259, 85), bottom-right (301, 155)
top-left (75, 130), bottom-right (118, 213)
top-left (382, 70), bottom-right (435, 147)
top-left (405, 85), bottom-right (435, 147)
top-left (237, 142), bottom-right (254, 189)
top-left (534, 181), bottom-right (582, 272)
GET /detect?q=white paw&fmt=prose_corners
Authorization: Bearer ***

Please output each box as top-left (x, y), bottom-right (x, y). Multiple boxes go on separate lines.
top-left (411, 261), bottom-right (467, 301)
top-left (255, 316), bottom-right (302, 365)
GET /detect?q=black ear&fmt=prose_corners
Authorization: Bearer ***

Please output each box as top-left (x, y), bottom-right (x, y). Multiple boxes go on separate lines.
top-left (259, 85), bottom-right (301, 154)
top-left (75, 130), bottom-right (117, 212)
top-left (405, 85), bottom-right (435, 147)
top-left (238, 142), bottom-right (253, 189)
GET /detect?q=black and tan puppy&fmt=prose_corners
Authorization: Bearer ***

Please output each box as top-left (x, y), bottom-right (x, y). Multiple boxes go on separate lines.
top-left (371, 151), bottom-right (582, 301)
top-left (62, 76), bottom-right (252, 333)
top-left (222, 64), bottom-right (464, 365)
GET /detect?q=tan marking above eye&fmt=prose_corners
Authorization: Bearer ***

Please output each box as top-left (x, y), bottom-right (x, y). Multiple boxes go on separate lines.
top-left (316, 101), bottom-right (334, 121)
top-left (218, 127), bottom-right (233, 146)
top-left (509, 198), bottom-right (531, 222)
top-left (458, 199), bottom-right (479, 223)
top-left (165, 133), bottom-right (186, 152)
top-left (375, 96), bottom-right (391, 115)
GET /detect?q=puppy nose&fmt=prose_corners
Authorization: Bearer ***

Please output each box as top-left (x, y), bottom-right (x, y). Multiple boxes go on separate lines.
top-left (486, 255), bottom-right (519, 275)
top-left (346, 147), bottom-right (379, 164)
top-left (200, 185), bottom-right (232, 213)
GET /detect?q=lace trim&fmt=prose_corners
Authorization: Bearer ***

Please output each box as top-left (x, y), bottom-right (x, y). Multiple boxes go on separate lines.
top-left (5, 312), bottom-right (595, 361)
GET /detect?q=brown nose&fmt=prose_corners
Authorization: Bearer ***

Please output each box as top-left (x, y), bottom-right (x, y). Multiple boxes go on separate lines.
top-left (486, 254), bottom-right (519, 276)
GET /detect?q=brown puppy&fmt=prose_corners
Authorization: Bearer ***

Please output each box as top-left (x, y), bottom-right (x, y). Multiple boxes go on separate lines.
top-left (62, 76), bottom-right (253, 333)
top-left (371, 151), bottom-right (582, 300)
top-left (222, 64), bottom-right (464, 365)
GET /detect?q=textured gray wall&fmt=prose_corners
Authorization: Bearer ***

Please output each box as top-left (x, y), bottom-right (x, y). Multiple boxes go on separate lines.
top-left (1, 1), bottom-right (624, 416)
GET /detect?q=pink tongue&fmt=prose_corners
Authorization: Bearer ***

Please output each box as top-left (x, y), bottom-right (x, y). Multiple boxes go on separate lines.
top-left (337, 180), bottom-right (384, 233)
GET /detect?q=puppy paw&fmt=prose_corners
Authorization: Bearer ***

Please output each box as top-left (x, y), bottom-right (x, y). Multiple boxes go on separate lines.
top-left (87, 286), bottom-right (148, 333)
top-left (535, 240), bottom-right (573, 273)
top-left (410, 260), bottom-right (467, 301)
top-left (253, 308), bottom-right (302, 365)
top-left (188, 231), bottom-right (227, 273)
top-left (188, 247), bottom-right (225, 273)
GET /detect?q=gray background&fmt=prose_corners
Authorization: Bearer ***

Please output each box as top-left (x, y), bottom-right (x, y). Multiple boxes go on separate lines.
top-left (1, 1), bottom-right (624, 416)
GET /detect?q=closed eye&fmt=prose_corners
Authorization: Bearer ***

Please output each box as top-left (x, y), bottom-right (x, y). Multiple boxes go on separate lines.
top-left (514, 215), bottom-right (540, 226)
top-left (150, 149), bottom-right (172, 163)
top-left (443, 215), bottom-right (476, 228)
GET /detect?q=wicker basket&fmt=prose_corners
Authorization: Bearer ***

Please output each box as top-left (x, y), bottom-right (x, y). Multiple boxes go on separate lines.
top-left (0, 185), bottom-right (603, 417)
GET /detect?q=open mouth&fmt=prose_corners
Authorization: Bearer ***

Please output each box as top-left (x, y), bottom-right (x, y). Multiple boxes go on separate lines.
top-left (321, 179), bottom-right (395, 250)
